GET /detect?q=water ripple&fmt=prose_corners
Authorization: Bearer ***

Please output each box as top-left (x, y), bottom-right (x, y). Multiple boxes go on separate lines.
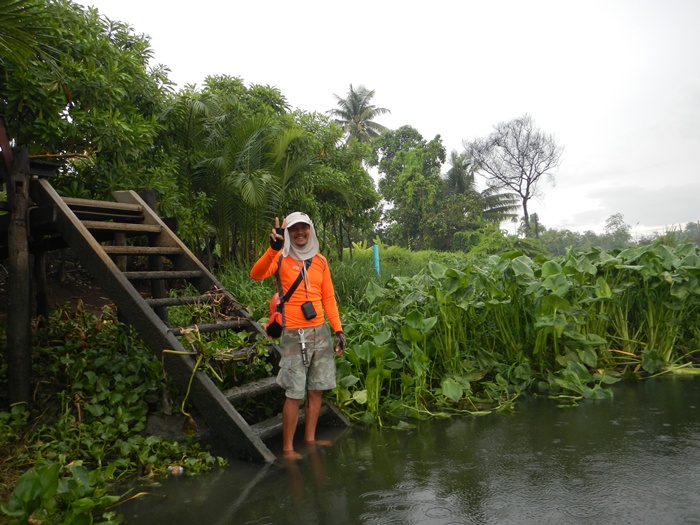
top-left (360, 488), bottom-right (476, 524)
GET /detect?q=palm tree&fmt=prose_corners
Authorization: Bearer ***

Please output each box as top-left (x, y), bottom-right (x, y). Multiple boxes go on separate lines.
top-left (157, 89), bottom-right (223, 251)
top-left (0, 0), bottom-right (55, 67)
top-left (202, 115), bottom-right (316, 265)
top-left (444, 150), bottom-right (475, 194)
top-left (328, 84), bottom-right (390, 143)
top-left (444, 150), bottom-right (519, 224)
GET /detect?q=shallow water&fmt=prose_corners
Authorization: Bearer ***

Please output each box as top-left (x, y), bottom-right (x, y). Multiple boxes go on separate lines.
top-left (119, 377), bottom-right (700, 524)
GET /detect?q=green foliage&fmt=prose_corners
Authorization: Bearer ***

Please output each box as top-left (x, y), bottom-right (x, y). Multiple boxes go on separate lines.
top-left (374, 126), bottom-right (447, 250)
top-left (442, 150), bottom-right (519, 229)
top-left (339, 244), bottom-right (469, 296)
top-left (330, 242), bottom-right (700, 423)
top-left (162, 285), bottom-right (275, 403)
top-left (1, 0), bottom-right (173, 197)
top-left (0, 0), bottom-right (56, 68)
top-left (533, 213), bottom-right (661, 256)
top-left (462, 224), bottom-right (548, 259)
top-left (297, 111), bottom-right (381, 260)
top-left (1, 461), bottom-right (121, 525)
top-left (1, 305), bottom-right (227, 523)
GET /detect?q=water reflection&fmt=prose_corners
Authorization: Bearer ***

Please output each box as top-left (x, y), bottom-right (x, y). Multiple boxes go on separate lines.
top-left (120, 377), bottom-right (700, 524)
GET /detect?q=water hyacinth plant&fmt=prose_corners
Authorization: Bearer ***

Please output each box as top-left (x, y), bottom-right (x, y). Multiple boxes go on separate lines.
top-left (332, 242), bottom-right (700, 423)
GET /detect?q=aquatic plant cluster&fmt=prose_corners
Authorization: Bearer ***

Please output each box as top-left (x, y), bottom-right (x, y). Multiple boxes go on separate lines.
top-left (0, 305), bottom-right (226, 524)
top-left (332, 243), bottom-right (700, 424)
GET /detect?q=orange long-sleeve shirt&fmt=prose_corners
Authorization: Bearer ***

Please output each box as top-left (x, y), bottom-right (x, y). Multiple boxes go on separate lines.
top-left (250, 247), bottom-right (343, 333)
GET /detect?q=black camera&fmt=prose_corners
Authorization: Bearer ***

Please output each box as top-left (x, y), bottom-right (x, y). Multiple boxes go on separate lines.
top-left (301, 301), bottom-right (317, 320)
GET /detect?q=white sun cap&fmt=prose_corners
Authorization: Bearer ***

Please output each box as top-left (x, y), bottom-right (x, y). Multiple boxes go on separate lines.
top-left (285, 211), bottom-right (312, 229)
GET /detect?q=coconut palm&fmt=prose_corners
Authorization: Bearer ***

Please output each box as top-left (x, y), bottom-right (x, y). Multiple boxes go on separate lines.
top-left (328, 84), bottom-right (390, 143)
top-left (444, 150), bottom-right (519, 224)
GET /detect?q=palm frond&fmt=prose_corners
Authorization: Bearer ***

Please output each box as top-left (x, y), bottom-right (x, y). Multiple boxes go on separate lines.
top-left (0, 0), bottom-right (55, 66)
top-left (327, 84), bottom-right (391, 143)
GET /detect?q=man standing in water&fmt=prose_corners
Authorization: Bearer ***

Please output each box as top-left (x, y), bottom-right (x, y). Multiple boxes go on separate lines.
top-left (250, 212), bottom-right (346, 459)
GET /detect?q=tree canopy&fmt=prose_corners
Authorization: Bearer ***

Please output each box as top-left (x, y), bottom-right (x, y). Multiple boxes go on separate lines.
top-left (0, 2), bottom-right (382, 265)
top-left (372, 126), bottom-right (445, 250)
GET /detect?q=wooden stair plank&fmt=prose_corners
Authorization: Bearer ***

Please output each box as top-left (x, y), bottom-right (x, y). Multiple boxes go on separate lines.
top-left (63, 197), bottom-right (143, 212)
top-left (146, 295), bottom-right (214, 308)
top-left (123, 270), bottom-right (203, 280)
top-left (71, 210), bottom-right (144, 223)
top-left (102, 246), bottom-right (183, 255)
top-left (224, 376), bottom-right (279, 404)
top-left (170, 319), bottom-right (254, 335)
top-left (251, 410), bottom-right (301, 441)
top-left (81, 220), bottom-right (161, 233)
top-left (209, 346), bottom-right (257, 361)
top-left (251, 405), bottom-right (330, 441)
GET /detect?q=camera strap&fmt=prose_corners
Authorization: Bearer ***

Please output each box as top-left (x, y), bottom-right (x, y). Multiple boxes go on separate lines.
top-left (274, 255), bottom-right (312, 311)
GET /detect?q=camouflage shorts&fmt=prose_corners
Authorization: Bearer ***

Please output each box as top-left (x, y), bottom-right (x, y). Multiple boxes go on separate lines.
top-left (276, 323), bottom-right (336, 399)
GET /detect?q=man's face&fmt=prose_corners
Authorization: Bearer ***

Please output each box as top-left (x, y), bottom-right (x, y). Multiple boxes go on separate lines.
top-left (288, 223), bottom-right (310, 247)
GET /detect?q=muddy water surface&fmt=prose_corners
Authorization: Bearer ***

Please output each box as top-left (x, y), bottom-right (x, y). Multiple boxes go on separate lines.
top-left (120, 377), bottom-right (700, 524)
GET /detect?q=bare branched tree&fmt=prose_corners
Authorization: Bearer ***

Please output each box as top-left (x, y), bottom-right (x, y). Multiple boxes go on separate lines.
top-left (466, 114), bottom-right (563, 235)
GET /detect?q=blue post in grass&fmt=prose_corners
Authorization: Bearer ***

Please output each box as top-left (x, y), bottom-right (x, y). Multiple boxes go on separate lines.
top-left (373, 244), bottom-right (380, 275)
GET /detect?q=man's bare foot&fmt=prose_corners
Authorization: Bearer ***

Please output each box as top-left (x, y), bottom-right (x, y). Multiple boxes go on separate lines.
top-left (282, 449), bottom-right (303, 460)
top-left (305, 439), bottom-right (332, 447)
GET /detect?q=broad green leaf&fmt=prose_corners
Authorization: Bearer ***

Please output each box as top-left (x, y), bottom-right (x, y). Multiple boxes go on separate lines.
top-left (364, 281), bottom-right (386, 304)
top-left (651, 244), bottom-right (681, 270)
top-left (420, 316), bottom-right (438, 333)
top-left (670, 281), bottom-right (689, 300)
top-left (400, 324), bottom-right (422, 344)
top-left (441, 378), bottom-right (464, 402)
top-left (340, 375), bottom-right (360, 388)
top-left (404, 310), bottom-right (437, 335)
top-left (352, 390), bottom-right (367, 404)
top-left (540, 294), bottom-right (571, 313)
top-left (354, 341), bottom-right (373, 363)
top-left (428, 260), bottom-right (447, 278)
top-left (541, 260), bottom-right (562, 277)
top-left (542, 273), bottom-right (570, 296)
top-left (373, 331), bottom-right (392, 346)
top-left (574, 257), bottom-right (598, 275)
top-left (404, 310), bottom-right (424, 330)
top-left (595, 276), bottom-right (612, 298)
top-left (680, 254), bottom-right (700, 269)
top-left (511, 256), bottom-right (535, 278)
top-left (577, 348), bottom-right (597, 368)
top-left (401, 372), bottom-right (415, 387)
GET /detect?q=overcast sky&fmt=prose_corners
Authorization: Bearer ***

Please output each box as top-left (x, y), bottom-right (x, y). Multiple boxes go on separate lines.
top-left (77, 0), bottom-right (700, 236)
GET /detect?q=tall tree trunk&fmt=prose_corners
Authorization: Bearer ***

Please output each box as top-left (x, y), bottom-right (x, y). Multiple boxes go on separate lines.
top-left (6, 148), bottom-right (32, 405)
top-left (341, 219), bottom-right (353, 260)
top-left (337, 217), bottom-right (344, 261)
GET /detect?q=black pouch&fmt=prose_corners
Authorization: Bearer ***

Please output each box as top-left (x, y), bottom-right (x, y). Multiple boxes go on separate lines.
top-left (301, 301), bottom-right (317, 320)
